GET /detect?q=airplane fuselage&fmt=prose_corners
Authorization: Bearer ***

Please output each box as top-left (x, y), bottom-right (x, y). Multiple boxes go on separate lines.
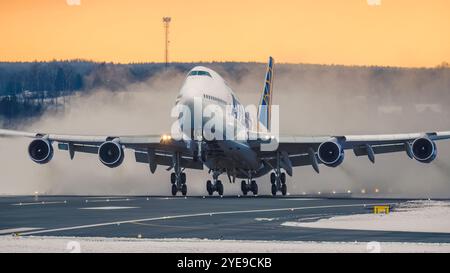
top-left (176, 66), bottom-right (269, 179)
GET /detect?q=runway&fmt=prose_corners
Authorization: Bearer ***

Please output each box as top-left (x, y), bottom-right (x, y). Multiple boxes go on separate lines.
top-left (1, 195), bottom-right (450, 243)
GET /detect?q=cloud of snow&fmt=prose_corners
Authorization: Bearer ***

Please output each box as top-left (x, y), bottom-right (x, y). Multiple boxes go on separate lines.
top-left (1, 63), bottom-right (450, 198)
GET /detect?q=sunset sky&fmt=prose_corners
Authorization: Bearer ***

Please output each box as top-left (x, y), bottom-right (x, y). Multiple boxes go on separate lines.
top-left (0, 0), bottom-right (449, 67)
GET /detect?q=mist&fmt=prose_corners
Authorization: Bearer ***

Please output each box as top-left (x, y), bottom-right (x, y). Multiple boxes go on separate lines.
top-left (1, 63), bottom-right (450, 198)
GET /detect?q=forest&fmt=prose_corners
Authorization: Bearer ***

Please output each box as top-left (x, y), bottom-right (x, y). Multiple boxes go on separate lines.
top-left (0, 60), bottom-right (449, 127)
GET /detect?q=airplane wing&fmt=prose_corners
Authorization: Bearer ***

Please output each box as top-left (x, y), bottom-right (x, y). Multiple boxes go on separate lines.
top-left (0, 129), bottom-right (203, 172)
top-left (2, 128), bottom-right (450, 175)
top-left (253, 130), bottom-right (450, 175)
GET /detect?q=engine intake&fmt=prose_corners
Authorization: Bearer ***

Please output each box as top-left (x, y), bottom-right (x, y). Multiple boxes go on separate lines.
top-left (98, 141), bottom-right (124, 168)
top-left (317, 141), bottom-right (344, 167)
top-left (28, 138), bottom-right (53, 164)
top-left (412, 137), bottom-right (436, 163)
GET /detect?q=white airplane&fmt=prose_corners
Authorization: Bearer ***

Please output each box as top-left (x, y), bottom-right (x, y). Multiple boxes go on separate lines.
top-left (1, 57), bottom-right (450, 196)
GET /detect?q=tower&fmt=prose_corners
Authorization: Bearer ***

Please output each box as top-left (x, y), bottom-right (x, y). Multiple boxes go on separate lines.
top-left (162, 17), bottom-right (171, 68)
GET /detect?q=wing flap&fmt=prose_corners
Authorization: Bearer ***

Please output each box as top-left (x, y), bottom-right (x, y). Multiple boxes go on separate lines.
top-left (58, 143), bottom-right (99, 154)
top-left (289, 154), bottom-right (316, 167)
top-left (353, 143), bottom-right (406, 157)
top-left (134, 151), bottom-right (203, 170)
top-left (264, 153), bottom-right (319, 167)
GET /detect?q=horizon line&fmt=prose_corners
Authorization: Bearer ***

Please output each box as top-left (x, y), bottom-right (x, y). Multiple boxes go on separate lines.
top-left (0, 59), bottom-right (448, 70)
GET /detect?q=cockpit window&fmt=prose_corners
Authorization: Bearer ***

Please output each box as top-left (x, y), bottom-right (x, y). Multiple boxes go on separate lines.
top-left (188, 70), bottom-right (212, 77)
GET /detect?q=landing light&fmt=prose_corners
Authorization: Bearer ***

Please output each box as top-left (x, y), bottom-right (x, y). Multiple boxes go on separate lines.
top-left (161, 134), bottom-right (172, 141)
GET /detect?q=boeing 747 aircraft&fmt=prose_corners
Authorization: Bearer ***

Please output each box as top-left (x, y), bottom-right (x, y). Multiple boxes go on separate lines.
top-left (1, 57), bottom-right (450, 196)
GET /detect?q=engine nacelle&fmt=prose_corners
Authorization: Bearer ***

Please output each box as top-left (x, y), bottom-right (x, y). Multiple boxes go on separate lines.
top-left (411, 137), bottom-right (436, 163)
top-left (98, 141), bottom-right (124, 168)
top-left (317, 140), bottom-right (344, 167)
top-left (28, 138), bottom-right (53, 164)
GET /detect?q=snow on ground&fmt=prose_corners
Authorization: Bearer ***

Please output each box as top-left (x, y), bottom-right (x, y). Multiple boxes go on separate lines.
top-left (2, 200), bottom-right (450, 253)
top-left (254, 218), bottom-right (279, 222)
top-left (1, 236), bottom-right (450, 253)
top-left (282, 200), bottom-right (450, 233)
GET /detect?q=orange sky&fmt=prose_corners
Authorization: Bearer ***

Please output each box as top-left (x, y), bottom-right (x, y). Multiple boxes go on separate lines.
top-left (0, 0), bottom-right (449, 67)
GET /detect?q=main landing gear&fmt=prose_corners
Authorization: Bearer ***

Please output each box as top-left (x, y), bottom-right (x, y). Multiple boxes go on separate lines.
top-left (270, 172), bottom-right (287, 196)
top-left (206, 171), bottom-right (224, 196)
top-left (169, 152), bottom-right (187, 196)
top-left (241, 179), bottom-right (258, 196)
top-left (170, 172), bottom-right (187, 196)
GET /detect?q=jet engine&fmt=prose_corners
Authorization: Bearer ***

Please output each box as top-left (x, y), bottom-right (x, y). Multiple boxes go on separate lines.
top-left (317, 140), bottom-right (344, 167)
top-left (98, 141), bottom-right (124, 168)
top-left (28, 138), bottom-right (54, 164)
top-left (411, 137), bottom-right (436, 163)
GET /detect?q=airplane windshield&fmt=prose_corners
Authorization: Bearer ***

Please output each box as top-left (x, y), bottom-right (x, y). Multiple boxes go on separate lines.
top-left (189, 70), bottom-right (212, 77)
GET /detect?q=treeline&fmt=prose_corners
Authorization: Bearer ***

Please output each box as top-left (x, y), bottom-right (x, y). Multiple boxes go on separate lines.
top-left (0, 60), bottom-right (255, 96)
top-left (0, 61), bottom-right (250, 123)
top-left (0, 61), bottom-right (90, 124)
top-left (0, 61), bottom-right (91, 96)
top-left (0, 60), bottom-right (449, 125)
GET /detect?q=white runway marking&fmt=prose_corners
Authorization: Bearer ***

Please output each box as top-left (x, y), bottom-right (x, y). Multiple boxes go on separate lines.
top-left (0, 227), bottom-right (42, 235)
top-left (85, 197), bottom-right (129, 199)
top-left (80, 206), bottom-right (139, 210)
top-left (155, 197), bottom-right (187, 200)
top-left (19, 202), bottom-right (397, 236)
top-left (277, 198), bottom-right (320, 201)
top-left (11, 201), bottom-right (67, 206)
top-left (85, 199), bottom-right (135, 203)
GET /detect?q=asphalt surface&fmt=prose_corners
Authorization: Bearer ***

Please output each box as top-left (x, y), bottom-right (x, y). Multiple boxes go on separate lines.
top-left (1, 195), bottom-right (450, 243)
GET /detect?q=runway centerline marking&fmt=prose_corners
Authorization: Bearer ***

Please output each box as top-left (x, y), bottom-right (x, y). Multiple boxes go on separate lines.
top-left (80, 206), bottom-right (139, 210)
top-left (19, 202), bottom-right (397, 236)
top-left (85, 199), bottom-right (135, 203)
top-left (11, 201), bottom-right (67, 206)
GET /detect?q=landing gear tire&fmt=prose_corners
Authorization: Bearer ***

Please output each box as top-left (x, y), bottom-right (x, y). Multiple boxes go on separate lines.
top-left (281, 183), bottom-right (287, 196)
top-left (216, 180), bottom-right (224, 196)
top-left (271, 184), bottom-right (277, 196)
top-left (181, 184), bottom-right (187, 196)
top-left (206, 180), bottom-right (213, 196)
top-left (171, 184), bottom-right (178, 196)
top-left (280, 173), bottom-right (286, 184)
top-left (270, 173), bottom-right (276, 184)
top-left (170, 172), bottom-right (187, 196)
top-left (241, 180), bottom-right (248, 196)
top-left (250, 180), bottom-right (258, 195)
